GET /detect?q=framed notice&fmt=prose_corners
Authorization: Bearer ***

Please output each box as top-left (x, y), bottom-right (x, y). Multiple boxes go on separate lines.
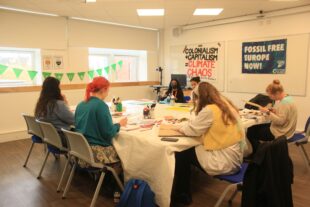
top-left (42, 56), bottom-right (53, 70)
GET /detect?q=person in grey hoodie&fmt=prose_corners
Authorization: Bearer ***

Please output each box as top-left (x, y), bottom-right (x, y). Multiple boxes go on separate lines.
top-left (35, 77), bottom-right (74, 146)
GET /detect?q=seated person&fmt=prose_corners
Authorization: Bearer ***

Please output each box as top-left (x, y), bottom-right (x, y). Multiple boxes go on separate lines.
top-left (75, 77), bottom-right (127, 169)
top-left (161, 79), bottom-right (185, 103)
top-left (172, 82), bottom-right (245, 205)
top-left (189, 76), bottom-right (201, 101)
top-left (247, 79), bottom-right (297, 153)
top-left (35, 77), bottom-right (74, 147)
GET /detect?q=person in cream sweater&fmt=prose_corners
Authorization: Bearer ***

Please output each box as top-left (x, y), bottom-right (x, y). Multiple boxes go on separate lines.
top-left (171, 82), bottom-right (245, 206)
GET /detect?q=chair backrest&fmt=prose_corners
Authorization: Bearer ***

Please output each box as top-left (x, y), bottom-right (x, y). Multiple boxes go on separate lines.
top-left (61, 129), bottom-right (95, 165)
top-left (22, 114), bottom-right (44, 138)
top-left (36, 120), bottom-right (63, 149)
top-left (304, 116), bottom-right (310, 134)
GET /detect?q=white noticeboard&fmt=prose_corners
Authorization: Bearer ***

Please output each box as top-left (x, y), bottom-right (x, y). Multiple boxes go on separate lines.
top-left (226, 33), bottom-right (309, 96)
top-left (169, 41), bottom-right (225, 91)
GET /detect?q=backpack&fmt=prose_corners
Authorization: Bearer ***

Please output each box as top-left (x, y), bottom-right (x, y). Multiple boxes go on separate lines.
top-left (117, 179), bottom-right (156, 207)
top-left (244, 94), bottom-right (273, 110)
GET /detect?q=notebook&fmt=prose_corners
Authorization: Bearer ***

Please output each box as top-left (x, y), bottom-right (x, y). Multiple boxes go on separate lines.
top-left (158, 124), bottom-right (184, 137)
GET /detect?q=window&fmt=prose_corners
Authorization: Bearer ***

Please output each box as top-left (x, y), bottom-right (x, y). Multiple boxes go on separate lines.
top-left (88, 48), bottom-right (147, 82)
top-left (0, 47), bottom-right (41, 87)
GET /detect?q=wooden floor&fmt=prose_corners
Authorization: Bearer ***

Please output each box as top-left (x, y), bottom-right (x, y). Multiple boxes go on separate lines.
top-left (0, 139), bottom-right (310, 207)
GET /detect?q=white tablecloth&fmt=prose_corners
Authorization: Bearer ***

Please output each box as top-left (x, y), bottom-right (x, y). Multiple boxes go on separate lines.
top-left (112, 102), bottom-right (268, 207)
top-left (71, 101), bottom-right (268, 207)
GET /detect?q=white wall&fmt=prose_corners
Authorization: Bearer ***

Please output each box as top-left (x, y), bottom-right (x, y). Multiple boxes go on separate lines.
top-left (0, 10), bottom-right (159, 142)
top-left (164, 12), bottom-right (310, 130)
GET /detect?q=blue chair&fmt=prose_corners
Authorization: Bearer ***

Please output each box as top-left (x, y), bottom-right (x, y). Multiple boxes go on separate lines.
top-left (22, 114), bottom-right (44, 168)
top-left (184, 96), bottom-right (191, 102)
top-left (36, 120), bottom-right (68, 179)
top-left (287, 116), bottom-right (310, 170)
top-left (214, 162), bottom-right (248, 207)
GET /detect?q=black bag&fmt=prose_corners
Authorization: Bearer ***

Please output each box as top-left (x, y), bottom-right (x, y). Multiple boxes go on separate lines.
top-left (244, 94), bottom-right (273, 110)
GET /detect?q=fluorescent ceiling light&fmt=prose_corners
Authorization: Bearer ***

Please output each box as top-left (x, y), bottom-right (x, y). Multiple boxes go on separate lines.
top-left (0, 5), bottom-right (59, 16)
top-left (85, 0), bottom-right (96, 3)
top-left (269, 0), bottom-right (299, 1)
top-left (137, 9), bottom-right (164, 16)
top-left (70, 17), bottom-right (158, 31)
top-left (193, 8), bottom-right (223, 16)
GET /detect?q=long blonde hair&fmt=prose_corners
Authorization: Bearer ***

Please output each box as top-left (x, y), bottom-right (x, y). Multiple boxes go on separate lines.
top-left (192, 82), bottom-right (238, 125)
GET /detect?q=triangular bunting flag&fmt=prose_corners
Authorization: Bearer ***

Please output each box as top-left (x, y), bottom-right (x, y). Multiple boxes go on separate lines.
top-left (42, 72), bottom-right (52, 79)
top-left (66, 73), bottom-right (75, 82)
top-left (96, 68), bottom-right (103, 76)
top-left (0, 64), bottom-right (8, 75)
top-left (12, 68), bottom-right (23, 78)
top-left (104, 66), bottom-right (110, 74)
top-left (88, 70), bottom-right (94, 80)
top-left (54, 73), bottom-right (64, 81)
top-left (78, 72), bottom-right (85, 80)
top-left (111, 64), bottom-right (117, 72)
top-left (27, 70), bottom-right (38, 80)
top-left (118, 60), bottom-right (123, 70)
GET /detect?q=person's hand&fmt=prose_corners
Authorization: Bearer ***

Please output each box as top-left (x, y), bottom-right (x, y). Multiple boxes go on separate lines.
top-left (260, 107), bottom-right (270, 114)
top-left (62, 94), bottom-right (69, 105)
top-left (119, 117), bottom-right (128, 127)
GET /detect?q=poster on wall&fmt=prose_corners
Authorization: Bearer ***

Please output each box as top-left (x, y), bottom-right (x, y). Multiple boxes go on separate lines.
top-left (42, 56), bottom-right (53, 70)
top-left (54, 56), bottom-right (64, 69)
top-left (182, 43), bottom-right (222, 81)
top-left (242, 39), bottom-right (287, 74)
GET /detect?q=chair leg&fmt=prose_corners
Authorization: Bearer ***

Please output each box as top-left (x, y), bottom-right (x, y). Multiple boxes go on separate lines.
top-left (90, 171), bottom-right (106, 207)
top-left (107, 166), bottom-right (124, 191)
top-left (57, 155), bottom-right (71, 192)
top-left (214, 184), bottom-right (237, 207)
top-left (300, 144), bottom-right (310, 165)
top-left (37, 151), bottom-right (50, 179)
top-left (23, 142), bottom-right (35, 167)
top-left (296, 143), bottom-right (310, 171)
top-left (62, 162), bottom-right (77, 199)
top-left (228, 188), bottom-right (239, 207)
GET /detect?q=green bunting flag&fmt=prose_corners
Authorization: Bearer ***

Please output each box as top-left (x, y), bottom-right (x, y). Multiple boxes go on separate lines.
top-left (96, 68), bottom-right (102, 76)
top-left (0, 64), bottom-right (8, 75)
top-left (27, 70), bottom-right (38, 80)
top-left (104, 66), bottom-right (110, 74)
top-left (66, 73), bottom-right (75, 82)
top-left (42, 72), bottom-right (52, 79)
top-left (111, 64), bottom-right (117, 72)
top-left (12, 68), bottom-right (23, 78)
top-left (54, 73), bottom-right (64, 81)
top-left (78, 72), bottom-right (85, 80)
top-left (88, 70), bottom-right (94, 80)
top-left (118, 60), bottom-right (123, 70)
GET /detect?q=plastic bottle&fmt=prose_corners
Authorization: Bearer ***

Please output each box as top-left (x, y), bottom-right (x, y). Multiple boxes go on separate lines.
top-left (170, 94), bottom-right (176, 106)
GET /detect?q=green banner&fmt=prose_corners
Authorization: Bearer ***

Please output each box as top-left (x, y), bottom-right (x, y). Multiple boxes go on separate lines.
top-left (42, 72), bottom-right (52, 79)
top-left (27, 70), bottom-right (38, 80)
top-left (66, 73), bottom-right (75, 82)
top-left (111, 64), bottom-right (117, 72)
top-left (96, 68), bottom-right (103, 76)
top-left (54, 73), bottom-right (64, 81)
top-left (12, 68), bottom-right (23, 78)
top-left (78, 72), bottom-right (85, 80)
top-left (88, 70), bottom-right (94, 80)
top-left (104, 66), bottom-right (110, 74)
top-left (118, 60), bottom-right (123, 70)
top-left (0, 64), bottom-right (8, 75)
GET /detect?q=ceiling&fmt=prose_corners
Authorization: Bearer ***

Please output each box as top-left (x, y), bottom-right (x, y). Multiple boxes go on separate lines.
top-left (0, 0), bottom-right (309, 29)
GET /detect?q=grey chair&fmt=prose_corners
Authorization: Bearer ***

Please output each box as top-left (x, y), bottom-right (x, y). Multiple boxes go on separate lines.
top-left (36, 120), bottom-right (68, 179)
top-left (22, 114), bottom-right (44, 167)
top-left (58, 129), bottom-right (124, 207)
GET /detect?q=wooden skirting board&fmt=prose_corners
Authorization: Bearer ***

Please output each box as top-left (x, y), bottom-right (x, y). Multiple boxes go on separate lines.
top-left (0, 81), bottom-right (160, 93)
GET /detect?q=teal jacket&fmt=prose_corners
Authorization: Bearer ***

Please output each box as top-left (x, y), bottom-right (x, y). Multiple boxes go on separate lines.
top-left (75, 97), bottom-right (120, 147)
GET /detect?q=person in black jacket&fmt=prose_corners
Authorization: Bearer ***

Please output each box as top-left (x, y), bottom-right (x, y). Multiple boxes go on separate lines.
top-left (241, 136), bottom-right (294, 207)
top-left (162, 79), bottom-right (185, 103)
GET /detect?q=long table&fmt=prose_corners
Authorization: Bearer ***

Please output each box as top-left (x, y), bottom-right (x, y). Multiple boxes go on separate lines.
top-left (112, 101), bottom-right (268, 207)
